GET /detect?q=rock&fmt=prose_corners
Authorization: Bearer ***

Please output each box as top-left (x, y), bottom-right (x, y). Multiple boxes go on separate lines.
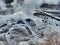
top-left (25, 18), bottom-right (36, 27)
top-left (4, 24), bottom-right (31, 45)
top-left (0, 24), bottom-right (7, 28)
top-left (0, 9), bottom-right (14, 15)
top-left (4, 0), bottom-right (14, 4)
top-left (6, 4), bottom-right (13, 8)
top-left (0, 27), bottom-right (8, 33)
top-left (16, 19), bottom-right (28, 24)
top-left (56, 24), bottom-right (58, 26)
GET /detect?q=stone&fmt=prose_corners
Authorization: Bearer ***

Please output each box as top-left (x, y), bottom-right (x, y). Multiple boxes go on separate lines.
top-left (4, 0), bottom-right (14, 4)
top-left (25, 18), bottom-right (36, 27)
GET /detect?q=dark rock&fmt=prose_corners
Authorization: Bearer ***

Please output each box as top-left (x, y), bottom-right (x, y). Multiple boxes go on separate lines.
top-left (10, 36), bottom-right (14, 39)
top-left (40, 3), bottom-right (50, 8)
top-left (0, 24), bottom-right (7, 28)
top-left (0, 29), bottom-right (8, 33)
top-left (56, 24), bottom-right (58, 26)
top-left (25, 18), bottom-right (36, 27)
top-left (25, 27), bottom-right (32, 35)
top-left (12, 23), bottom-right (16, 25)
top-left (17, 20), bottom-right (25, 24)
top-left (0, 9), bottom-right (14, 15)
top-left (4, 0), bottom-right (14, 4)
top-left (6, 4), bottom-right (13, 8)
top-left (0, 11), bottom-right (7, 15)
top-left (41, 32), bottom-right (44, 38)
top-left (25, 18), bottom-right (32, 22)
top-left (42, 20), bottom-right (47, 23)
top-left (8, 32), bottom-right (10, 34)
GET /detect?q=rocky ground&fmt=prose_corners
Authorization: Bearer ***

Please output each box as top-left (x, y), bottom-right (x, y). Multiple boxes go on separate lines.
top-left (0, 0), bottom-right (60, 45)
